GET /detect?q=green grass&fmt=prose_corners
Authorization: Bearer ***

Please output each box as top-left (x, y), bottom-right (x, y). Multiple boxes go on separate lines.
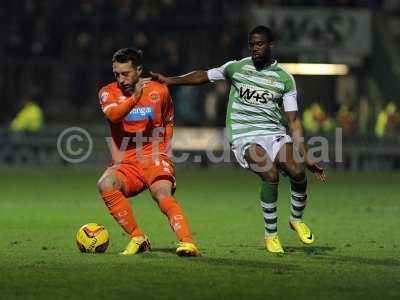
top-left (0, 167), bottom-right (399, 299)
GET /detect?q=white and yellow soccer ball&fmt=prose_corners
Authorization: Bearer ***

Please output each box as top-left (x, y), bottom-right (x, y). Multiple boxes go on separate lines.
top-left (76, 223), bottom-right (109, 253)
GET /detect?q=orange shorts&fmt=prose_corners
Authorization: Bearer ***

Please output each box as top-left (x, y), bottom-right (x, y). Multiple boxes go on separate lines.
top-left (107, 155), bottom-right (176, 197)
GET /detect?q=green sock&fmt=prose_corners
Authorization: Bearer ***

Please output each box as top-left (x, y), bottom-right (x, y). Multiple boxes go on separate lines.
top-left (260, 181), bottom-right (278, 236)
top-left (290, 177), bottom-right (307, 222)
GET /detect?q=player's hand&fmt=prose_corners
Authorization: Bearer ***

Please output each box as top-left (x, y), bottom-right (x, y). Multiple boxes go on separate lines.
top-left (305, 159), bottom-right (327, 183)
top-left (133, 78), bottom-right (149, 100)
top-left (150, 71), bottom-right (171, 85)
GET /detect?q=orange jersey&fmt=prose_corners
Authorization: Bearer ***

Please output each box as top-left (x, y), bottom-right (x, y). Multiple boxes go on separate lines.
top-left (98, 81), bottom-right (174, 162)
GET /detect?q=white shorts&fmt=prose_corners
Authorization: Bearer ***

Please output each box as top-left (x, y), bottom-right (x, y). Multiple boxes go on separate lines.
top-left (231, 134), bottom-right (292, 169)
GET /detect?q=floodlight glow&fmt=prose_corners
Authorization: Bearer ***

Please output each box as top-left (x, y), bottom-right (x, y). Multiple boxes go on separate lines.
top-left (280, 63), bottom-right (349, 75)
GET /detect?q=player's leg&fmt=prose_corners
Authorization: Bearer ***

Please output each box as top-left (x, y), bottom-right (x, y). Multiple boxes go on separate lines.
top-left (149, 179), bottom-right (200, 256)
top-left (244, 144), bottom-right (284, 253)
top-left (97, 166), bottom-right (150, 254)
top-left (150, 179), bottom-right (192, 243)
top-left (277, 143), bottom-right (314, 244)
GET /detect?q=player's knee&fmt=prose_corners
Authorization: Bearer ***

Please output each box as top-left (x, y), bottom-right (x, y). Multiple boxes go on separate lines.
top-left (289, 166), bottom-right (305, 181)
top-left (97, 175), bottom-right (117, 193)
top-left (260, 170), bottom-right (279, 183)
top-left (150, 179), bottom-right (173, 203)
top-left (263, 174), bottom-right (279, 183)
top-left (152, 188), bottom-right (171, 203)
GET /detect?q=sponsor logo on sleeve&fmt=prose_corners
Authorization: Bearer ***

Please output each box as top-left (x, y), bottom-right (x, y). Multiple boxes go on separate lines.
top-left (100, 91), bottom-right (109, 103)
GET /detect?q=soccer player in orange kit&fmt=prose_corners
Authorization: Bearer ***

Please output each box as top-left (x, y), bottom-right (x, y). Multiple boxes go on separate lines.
top-left (97, 48), bottom-right (200, 256)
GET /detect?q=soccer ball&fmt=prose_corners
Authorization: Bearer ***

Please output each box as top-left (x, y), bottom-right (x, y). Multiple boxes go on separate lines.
top-left (76, 223), bottom-right (109, 253)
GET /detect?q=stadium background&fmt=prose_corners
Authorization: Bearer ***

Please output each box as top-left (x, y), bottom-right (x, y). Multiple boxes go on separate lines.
top-left (1, 1), bottom-right (399, 300)
top-left (2, 0), bottom-right (400, 169)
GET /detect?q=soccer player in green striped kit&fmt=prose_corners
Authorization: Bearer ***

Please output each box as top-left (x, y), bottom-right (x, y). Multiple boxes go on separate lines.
top-left (151, 25), bottom-right (327, 254)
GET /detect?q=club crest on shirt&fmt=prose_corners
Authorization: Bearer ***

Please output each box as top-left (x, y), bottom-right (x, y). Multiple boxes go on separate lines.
top-left (266, 76), bottom-right (277, 84)
top-left (149, 92), bottom-right (160, 102)
top-left (118, 96), bottom-right (126, 103)
top-left (100, 91), bottom-right (109, 103)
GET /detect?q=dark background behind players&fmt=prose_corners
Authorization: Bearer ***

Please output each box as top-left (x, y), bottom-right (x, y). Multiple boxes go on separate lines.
top-left (1, 2), bottom-right (400, 299)
top-left (1, 0), bottom-right (400, 170)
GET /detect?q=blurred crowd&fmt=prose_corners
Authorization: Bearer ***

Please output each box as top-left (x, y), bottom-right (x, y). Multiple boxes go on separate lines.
top-left (301, 101), bottom-right (400, 139)
top-left (1, 0), bottom-right (250, 122)
top-left (10, 86), bottom-right (400, 139)
top-left (1, 0), bottom-right (399, 139)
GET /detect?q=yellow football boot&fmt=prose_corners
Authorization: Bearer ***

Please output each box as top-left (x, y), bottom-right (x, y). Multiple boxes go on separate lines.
top-left (121, 236), bottom-right (151, 255)
top-left (265, 235), bottom-right (284, 254)
top-left (176, 242), bottom-right (201, 257)
top-left (290, 221), bottom-right (315, 244)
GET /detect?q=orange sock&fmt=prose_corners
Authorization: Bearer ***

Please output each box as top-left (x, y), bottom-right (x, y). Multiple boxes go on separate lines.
top-left (101, 189), bottom-right (143, 237)
top-left (158, 196), bottom-right (193, 243)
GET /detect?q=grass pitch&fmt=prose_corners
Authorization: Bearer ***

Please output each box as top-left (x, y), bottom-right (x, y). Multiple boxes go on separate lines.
top-left (0, 167), bottom-right (399, 299)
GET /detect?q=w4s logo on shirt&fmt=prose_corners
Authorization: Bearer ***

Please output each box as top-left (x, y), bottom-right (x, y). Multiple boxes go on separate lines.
top-left (238, 87), bottom-right (274, 105)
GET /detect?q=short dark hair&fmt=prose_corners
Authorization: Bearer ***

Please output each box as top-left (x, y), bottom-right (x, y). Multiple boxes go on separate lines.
top-left (249, 25), bottom-right (274, 43)
top-left (112, 48), bottom-right (143, 67)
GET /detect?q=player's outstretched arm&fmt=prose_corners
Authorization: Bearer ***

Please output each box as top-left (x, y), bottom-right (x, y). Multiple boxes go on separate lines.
top-left (150, 70), bottom-right (209, 86)
top-left (286, 111), bottom-right (327, 183)
top-left (102, 79), bottom-right (147, 123)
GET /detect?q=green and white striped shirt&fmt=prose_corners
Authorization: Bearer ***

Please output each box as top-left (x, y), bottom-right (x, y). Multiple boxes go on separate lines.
top-left (207, 57), bottom-right (298, 143)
